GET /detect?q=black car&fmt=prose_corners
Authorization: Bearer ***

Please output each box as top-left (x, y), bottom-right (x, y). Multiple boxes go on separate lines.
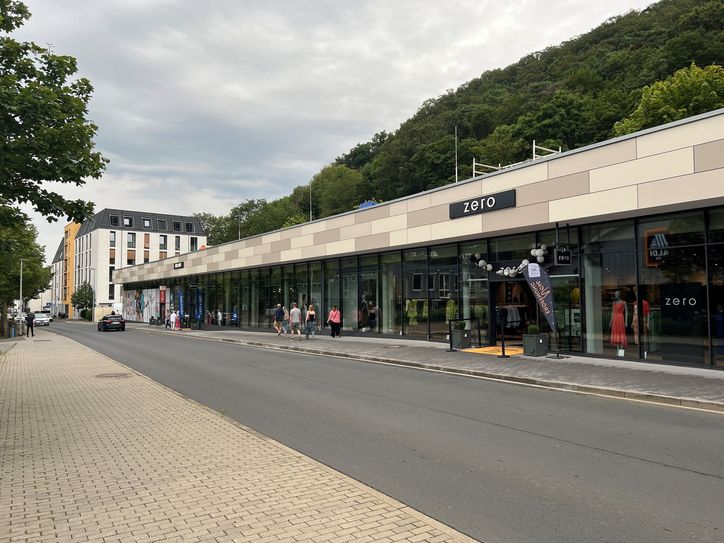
top-left (97, 314), bottom-right (125, 332)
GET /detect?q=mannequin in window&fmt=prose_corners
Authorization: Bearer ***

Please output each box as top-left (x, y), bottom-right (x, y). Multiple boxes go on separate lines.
top-left (609, 290), bottom-right (628, 352)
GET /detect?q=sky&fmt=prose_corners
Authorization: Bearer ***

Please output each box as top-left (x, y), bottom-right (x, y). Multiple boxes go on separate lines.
top-left (15, 0), bottom-right (655, 263)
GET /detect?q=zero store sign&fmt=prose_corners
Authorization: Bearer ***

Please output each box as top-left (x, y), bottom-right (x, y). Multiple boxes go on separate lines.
top-left (449, 189), bottom-right (516, 219)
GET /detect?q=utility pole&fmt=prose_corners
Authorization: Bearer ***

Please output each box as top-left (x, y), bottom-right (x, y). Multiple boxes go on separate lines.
top-left (455, 125), bottom-right (459, 183)
top-left (19, 258), bottom-right (26, 316)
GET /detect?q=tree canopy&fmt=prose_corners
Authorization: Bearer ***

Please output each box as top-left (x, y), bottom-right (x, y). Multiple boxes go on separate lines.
top-left (70, 280), bottom-right (93, 310)
top-left (0, 0), bottom-right (107, 227)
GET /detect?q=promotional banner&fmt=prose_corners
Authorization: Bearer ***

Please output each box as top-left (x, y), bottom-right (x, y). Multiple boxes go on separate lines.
top-left (522, 263), bottom-right (556, 331)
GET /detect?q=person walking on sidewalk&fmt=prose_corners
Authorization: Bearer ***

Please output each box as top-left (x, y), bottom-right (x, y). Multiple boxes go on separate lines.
top-left (282, 306), bottom-right (290, 335)
top-left (169, 311), bottom-right (178, 331)
top-left (289, 302), bottom-right (302, 340)
top-left (164, 311), bottom-right (172, 330)
top-left (25, 312), bottom-right (35, 337)
top-left (327, 305), bottom-right (341, 338)
top-left (273, 304), bottom-right (284, 335)
top-left (305, 304), bottom-right (316, 339)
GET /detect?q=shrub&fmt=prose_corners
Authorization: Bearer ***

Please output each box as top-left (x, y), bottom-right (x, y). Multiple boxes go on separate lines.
top-left (527, 324), bottom-right (540, 334)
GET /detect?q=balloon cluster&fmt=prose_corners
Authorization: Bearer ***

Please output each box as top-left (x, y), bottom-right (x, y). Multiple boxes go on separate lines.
top-left (530, 243), bottom-right (549, 264)
top-left (496, 243), bottom-right (549, 277)
top-left (496, 261), bottom-right (528, 278)
top-left (469, 253), bottom-right (493, 271)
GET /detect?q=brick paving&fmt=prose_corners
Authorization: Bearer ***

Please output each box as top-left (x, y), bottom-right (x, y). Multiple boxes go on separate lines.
top-left (0, 331), bottom-right (475, 543)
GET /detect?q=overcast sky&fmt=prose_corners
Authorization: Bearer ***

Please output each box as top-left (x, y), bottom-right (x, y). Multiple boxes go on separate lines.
top-left (17, 0), bottom-right (654, 262)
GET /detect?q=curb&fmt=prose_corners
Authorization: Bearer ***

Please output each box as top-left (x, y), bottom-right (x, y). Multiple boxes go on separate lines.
top-left (143, 327), bottom-right (724, 414)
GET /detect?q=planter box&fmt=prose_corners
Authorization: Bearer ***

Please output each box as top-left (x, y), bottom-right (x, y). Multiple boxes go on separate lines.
top-left (523, 334), bottom-right (548, 356)
top-left (451, 329), bottom-right (472, 349)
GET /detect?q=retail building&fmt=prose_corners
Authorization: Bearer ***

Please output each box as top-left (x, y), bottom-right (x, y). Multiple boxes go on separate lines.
top-left (114, 110), bottom-right (724, 367)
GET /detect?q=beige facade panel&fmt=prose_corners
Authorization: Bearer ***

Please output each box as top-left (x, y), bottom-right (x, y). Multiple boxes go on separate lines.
top-left (244, 236), bottom-right (262, 247)
top-left (407, 194), bottom-right (431, 212)
top-left (637, 169), bottom-right (724, 209)
top-left (261, 252), bottom-right (281, 265)
top-left (300, 244), bottom-right (329, 259)
top-left (636, 114), bottom-right (723, 158)
top-left (590, 148), bottom-right (694, 192)
top-left (483, 202), bottom-right (549, 232)
top-left (407, 225), bottom-right (432, 244)
top-left (436, 180), bottom-right (483, 202)
top-left (479, 162), bottom-right (548, 193)
top-left (389, 230), bottom-right (408, 247)
top-left (389, 201), bottom-right (408, 216)
top-left (549, 139), bottom-right (636, 179)
top-left (516, 172), bottom-right (590, 207)
top-left (252, 243), bottom-right (272, 256)
top-left (324, 239), bottom-right (356, 257)
top-left (694, 139), bottom-right (724, 173)
top-left (370, 214), bottom-right (407, 235)
top-left (246, 255), bottom-right (263, 267)
top-left (314, 228), bottom-right (341, 245)
top-left (238, 246), bottom-right (256, 258)
top-left (207, 262), bottom-right (222, 272)
top-left (549, 185), bottom-right (638, 223)
top-left (340, 222), bottom-right (373, 240)
top-left (290, 234), bottom-right (315, 249)
top-left (280, 248), bottom-right (304, 262)
top-left (355, 232), bottom-right (391, 252)
top-left (354, 204), bottom-right (390, 223)
top-left (226, 258), bottom-right (245, 269)
top-left (429, 215), bottom-right (483, 242)
top-left (270, 238), bottom-right (292, 253)
top-left (261, 231), bottom-right (281, 244)
top-left (407, 204), bottom-right (449, 228)
top-left (300, 220), bottom-right (327, 235)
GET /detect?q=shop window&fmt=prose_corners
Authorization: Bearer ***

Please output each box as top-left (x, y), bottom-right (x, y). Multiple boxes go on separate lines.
top-left (127, 232), bottom-right (136, 248)
top-left (709, 207), bottom-right (724, 243)
top-left (109, 215), bottom-right (119, 226)
top-left (157, 219), bottom-right (167, 231)
top-left (411, 273), bottom-right (423, 291)
top-left (123, 216), bottom-right (133, 228)
top-left (638, 211), bottom-right (704, 251)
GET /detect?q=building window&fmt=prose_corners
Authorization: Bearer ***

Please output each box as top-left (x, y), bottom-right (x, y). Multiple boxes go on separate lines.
top-left (190, 237), bottom-right (198, 251)
top-left (108, 284), bottom-right (115, 300)
top-left (143, 218), bottom-right (151, 229)
top-left (157, 219), bottom-right (167, 230)
top-left (412, 273), bottom-right (423, 291)
top-left (109, 215), bottom-right (119, 226)
top-left (109, 267), bottom-right (114, 281)
top-left (109, 249), bottom-right (115, 265)
top-left (144, 250), bottom-right (149, 263)
top-left (127, 232), bottom-right (136, 248)
top-left (174, 236), bottom-right (181, 251)
top-left (160, 251), bottom-right (167, 260)
top-left (109, 231), bottom-right (116, 247)
top-left (173, 220), bottom-right (181, 232)
top-left (127, 250), bottom-right (136, 266)
top-left (144, 233), bottom-right (150, 249)
top-left (123, 216), bottom-right (133, 227)
top-left (185, 222), bottom-right (194, 233)
top-left (159, 235), bottom-right (167, 250)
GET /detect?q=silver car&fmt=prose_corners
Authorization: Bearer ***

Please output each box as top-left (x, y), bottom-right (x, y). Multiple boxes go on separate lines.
top-left (34, 312), bottom-right (51, 326)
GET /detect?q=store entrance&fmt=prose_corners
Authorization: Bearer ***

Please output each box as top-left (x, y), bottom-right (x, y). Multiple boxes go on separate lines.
top-left (492, 280), bottom-right (536, 346)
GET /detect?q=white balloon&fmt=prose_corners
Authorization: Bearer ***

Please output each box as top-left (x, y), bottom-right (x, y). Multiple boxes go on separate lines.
top-left (486, 264), bottom-right (493, 271)
top-left (530, 249), bottom-right (537, 256)
top-left (522, 259), bottom-right (530, 266)
top-left (537, 255), bottom-right (545, 263)
top-left (475, 253), bottom-right (481, 259)
top-left (540, 244), bottom-right (547, 251)
top-left (535, 249), bottom-right (543, 257)
top-left (478, 260), bottom-right (485, 268)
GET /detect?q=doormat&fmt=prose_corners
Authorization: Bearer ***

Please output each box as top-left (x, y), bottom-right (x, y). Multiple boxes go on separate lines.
top-left (463, 346), bottom-right (524, 356)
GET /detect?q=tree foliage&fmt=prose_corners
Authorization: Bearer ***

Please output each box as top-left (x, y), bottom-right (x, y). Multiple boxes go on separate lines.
top-left (613, 64), bottom-right (723, 136)
top-left (0, 0), bottom-right (107, 227)
top-left (70, 280), bottom-right (93, 310)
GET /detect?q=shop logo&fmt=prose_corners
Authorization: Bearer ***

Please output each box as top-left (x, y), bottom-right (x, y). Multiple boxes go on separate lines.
top-left (645, 228), bottom-right (669, 267)
top-left (449, 189), bottom-right (516, 219)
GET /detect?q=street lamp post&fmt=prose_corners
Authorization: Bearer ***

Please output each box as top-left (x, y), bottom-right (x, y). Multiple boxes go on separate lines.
top-left (19, 258), bottom-right (26, 317)
top-left (89, 267), bottom-right (95, 322)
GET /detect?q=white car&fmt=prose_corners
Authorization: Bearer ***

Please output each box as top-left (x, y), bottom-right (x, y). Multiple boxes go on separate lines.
top-left (34, 312), bottom-right (51, 326)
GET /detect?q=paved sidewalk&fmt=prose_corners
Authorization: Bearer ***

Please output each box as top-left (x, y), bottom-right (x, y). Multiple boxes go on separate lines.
top-left (129, 323), bottom-right (724, 413)
top-left (0, 331), bottom-right (475, 543)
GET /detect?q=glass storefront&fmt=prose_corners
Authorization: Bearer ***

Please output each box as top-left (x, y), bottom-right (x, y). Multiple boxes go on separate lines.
top-left (122, 206), bottom-right (724, 367)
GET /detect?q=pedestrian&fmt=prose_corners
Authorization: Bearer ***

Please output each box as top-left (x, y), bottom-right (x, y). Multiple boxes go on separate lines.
top-left (169, 310), bottom-right (178, 331)
top-left (273, 304), bottom-right (284, 335)
top-left (282, 306), bottom-right (290, 335)
top-left (327, 305), bottom-right (341, 338)
top-left (289, 302), bottom-right (302, 340)
top-left (216, 309), bottom-right (223, 326)
top-left (164, 311), bottom-right (172, 330)
top-left (305, 304), bottom-right (316, 339)
top-left (25, 311), bottom-right (35, 337)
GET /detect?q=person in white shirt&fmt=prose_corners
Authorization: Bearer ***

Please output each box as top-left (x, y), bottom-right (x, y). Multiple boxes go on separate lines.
top-left (289, 302), bottom-right (303, 340)
top-left (169, 311), bottom-right (178, 331)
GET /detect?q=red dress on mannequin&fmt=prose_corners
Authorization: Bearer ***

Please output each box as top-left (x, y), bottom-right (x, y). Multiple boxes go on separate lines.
top-left (610, 301), bottom-right (628, 347)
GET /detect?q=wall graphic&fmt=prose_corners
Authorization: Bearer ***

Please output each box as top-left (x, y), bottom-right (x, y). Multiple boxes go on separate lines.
top-left (122, 288), bottom-right (160, 322)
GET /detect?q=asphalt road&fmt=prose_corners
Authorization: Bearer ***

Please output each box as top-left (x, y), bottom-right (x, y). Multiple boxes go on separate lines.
top-left (49, 322), bottom-right (724, 543)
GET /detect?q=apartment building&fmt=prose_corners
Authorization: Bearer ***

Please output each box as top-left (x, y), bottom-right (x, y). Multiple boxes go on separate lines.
top-left (53, 209), bottom-right (206, 318)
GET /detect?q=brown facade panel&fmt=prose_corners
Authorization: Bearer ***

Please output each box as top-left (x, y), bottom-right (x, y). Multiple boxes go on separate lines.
top-left (407, 203), bottom-right (449, 228)
top-left (313, 228), bottom-right (341, 245)
top-left (261, 252), bottom-right (282, 264)
top-left (516, 171), bottom-right (590, 206)
top-left (694, 139), bottom-right (724, 173)
top-left (244, 236), bottom-right (263, 247)
top-left (355, 232), bottom-right (391, 252)
top-left (270, 238), bottom-right (292, 253)
top-left (353, 204), bottom-right (390, 223)
top-left (548, 139), bottom-right (636, 179)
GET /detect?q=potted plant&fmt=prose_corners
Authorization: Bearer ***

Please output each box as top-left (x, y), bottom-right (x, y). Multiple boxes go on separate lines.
top-left (451, 320), bottom-right (472, 349)
top-left (523, 323), bottom-right (548, 356)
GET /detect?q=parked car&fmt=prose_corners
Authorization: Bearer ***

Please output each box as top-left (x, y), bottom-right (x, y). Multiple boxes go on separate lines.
top-left (97, 314), bottom-right (125, 332)
top-left (34, 311), bottom-right (51, 326)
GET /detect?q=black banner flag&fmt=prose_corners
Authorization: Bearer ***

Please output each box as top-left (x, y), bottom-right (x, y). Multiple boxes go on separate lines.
top-left (522, 263), bottom-right (556, 331)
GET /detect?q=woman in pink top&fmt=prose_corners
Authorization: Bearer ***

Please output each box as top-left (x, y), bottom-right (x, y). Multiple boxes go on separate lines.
top-left (327, 305), bottom-right (341, 337)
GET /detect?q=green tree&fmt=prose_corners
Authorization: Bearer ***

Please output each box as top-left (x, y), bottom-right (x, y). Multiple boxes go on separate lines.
top-left (194, 212), bottom-right (234, 246)
top-left (309, 165), bottom-right (363, 219)
top-left (0, 0), bottom-right (108, 227)
top-left (0, 220), bottom-right (52, 335)
top-left (613, 64), bottom-right (724, 136)
top-left (70, 281), bottom-right (93, 312)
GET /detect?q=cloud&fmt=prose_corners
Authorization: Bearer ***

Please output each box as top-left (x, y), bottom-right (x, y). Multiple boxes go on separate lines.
top-left (14, 0), bottom-right (654, 263)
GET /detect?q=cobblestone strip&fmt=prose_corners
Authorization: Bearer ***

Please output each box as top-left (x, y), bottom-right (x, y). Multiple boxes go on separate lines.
top-left (0, 331), bottom-right (476, 542)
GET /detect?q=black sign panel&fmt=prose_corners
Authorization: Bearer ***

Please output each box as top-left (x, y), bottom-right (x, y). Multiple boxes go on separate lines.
top-left (449, 189), bottom-right (516, 219)
top-left (554, 248), bottom-right (572, 266)
top-left (173, 262), bottom-right (184, 270)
